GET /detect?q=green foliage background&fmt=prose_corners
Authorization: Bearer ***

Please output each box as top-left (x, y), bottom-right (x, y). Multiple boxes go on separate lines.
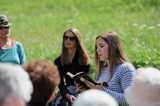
top-left (0, 0), bottom-right (160, 71)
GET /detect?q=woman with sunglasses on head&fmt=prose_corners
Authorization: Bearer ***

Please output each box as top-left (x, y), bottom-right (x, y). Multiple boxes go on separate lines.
top-left (0, 15), bottom-right (26, 64)
top-left (91, 32), bottom-right (135, 106)
top-left (54, 27), bottom-right (90, 105)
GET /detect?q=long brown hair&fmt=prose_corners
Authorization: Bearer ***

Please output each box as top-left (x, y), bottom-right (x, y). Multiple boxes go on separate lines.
top-left (95, 32), bottom-right (127, 77)
top-left (61, 27), bottom-right (90, 65)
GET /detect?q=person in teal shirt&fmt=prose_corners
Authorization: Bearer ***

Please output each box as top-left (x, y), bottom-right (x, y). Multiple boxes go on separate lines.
top-left (0, 15), bottom-right (26, 64)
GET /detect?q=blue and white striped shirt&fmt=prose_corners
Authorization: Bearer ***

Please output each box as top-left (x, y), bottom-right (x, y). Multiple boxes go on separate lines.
top-left (96, 62), bottom-right (136, 106)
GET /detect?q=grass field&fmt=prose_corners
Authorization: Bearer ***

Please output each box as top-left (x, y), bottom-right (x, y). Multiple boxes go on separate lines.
top-left (0, 0), bottom-right (160, 70)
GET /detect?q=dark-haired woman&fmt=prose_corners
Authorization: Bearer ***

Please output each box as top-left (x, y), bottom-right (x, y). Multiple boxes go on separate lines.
top-left (54, 28), bottom-right (90, 105)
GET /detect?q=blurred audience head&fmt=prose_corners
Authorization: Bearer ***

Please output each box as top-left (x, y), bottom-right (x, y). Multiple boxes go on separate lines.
top-left (22, 60), bottom-right (60, 106)
top-left (125, 67), bottom-right (160, 106)
top-left (73, 89), bottom-right (118, 106)
top-left (0, 87), bottom-right (25, 106)
top-left (0, 63), bottom-right (33, 106)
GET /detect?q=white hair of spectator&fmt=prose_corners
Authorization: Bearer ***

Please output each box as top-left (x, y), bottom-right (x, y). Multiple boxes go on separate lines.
top-left (0, 63), bottom-right (33, 102)
top-left (125, 67), bottom-right (160, 106)
top-left (72, 89), bottom-right (118, 106)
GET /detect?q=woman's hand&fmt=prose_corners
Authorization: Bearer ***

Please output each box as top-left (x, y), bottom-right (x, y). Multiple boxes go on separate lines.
top-left (75, 81), bottom-right (87, 92)
top-left (83, 81), bottom-right (105, 90)
top-left (83, 80), bottom-right (98, 89)
top-left (65, 93), bottom-right (76, 103)
top-left (92, 84), bottom-right (105, 90)
top-left (75, 80), bottom-right (106, 92)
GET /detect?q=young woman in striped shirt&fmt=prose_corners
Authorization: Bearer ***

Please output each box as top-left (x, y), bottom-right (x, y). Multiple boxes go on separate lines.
top-left (93, 32), bottom-right (136, 106)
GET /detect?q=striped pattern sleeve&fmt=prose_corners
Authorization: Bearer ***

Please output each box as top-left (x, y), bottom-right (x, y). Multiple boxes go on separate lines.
top-left (104, 63), bottom-right (135, 106)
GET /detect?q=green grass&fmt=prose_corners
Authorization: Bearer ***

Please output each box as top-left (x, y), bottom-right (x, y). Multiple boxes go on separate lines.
top-left (0, 0), bottom-right (160, 70)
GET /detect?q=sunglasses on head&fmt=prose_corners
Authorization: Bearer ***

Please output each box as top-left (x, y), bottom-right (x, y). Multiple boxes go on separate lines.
top-left (64, 36), bottom-right (76, 41)
top-left (0, 26), bottom-right (10, 30)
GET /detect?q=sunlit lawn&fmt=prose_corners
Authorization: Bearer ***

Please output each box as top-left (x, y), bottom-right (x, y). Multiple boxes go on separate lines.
top-left (0, 0), bottom-right (160, 70)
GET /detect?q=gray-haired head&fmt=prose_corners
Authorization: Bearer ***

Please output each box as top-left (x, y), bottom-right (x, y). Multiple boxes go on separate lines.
top-left (73, 89), bottom-right (118, 106)
top-left (0, 84), bottom-right (26, 106)
top-left (0, 63), bottom-right (33, 105)
top-left (125, 67), bottom-right (160, 106)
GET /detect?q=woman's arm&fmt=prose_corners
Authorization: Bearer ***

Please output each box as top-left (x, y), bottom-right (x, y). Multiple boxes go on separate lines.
top-left (104, 63), bottom-right (135, 106)
top-left (16, 42), bottom-right (26, 64)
